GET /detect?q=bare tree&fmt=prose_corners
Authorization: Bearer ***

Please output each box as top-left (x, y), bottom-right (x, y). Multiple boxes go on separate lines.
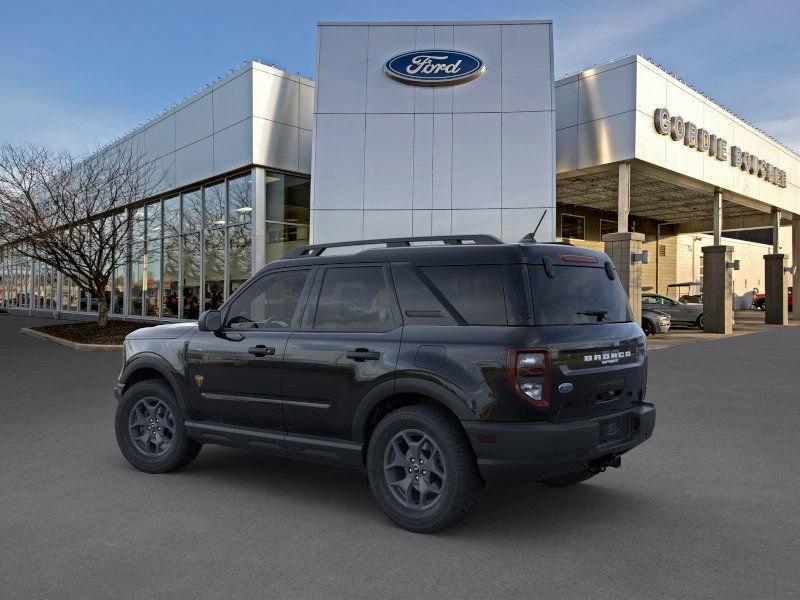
top-left (0, 142), bottom-right (162, 326)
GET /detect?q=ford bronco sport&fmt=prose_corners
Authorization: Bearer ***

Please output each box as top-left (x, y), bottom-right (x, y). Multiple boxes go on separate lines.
top-left (114, 234), bottom-right (655, 533)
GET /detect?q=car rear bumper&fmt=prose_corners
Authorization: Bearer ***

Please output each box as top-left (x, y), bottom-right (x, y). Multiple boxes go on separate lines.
top-left (462, 403), bottom-right (656, 488)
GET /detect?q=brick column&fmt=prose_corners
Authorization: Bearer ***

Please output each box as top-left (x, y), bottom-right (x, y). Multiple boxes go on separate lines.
top-left (603, 231), bottom-right (644, 325)
top-left (701, 245), bottom-right (733, 334)
top-left (764, 253), bottom-right (788, 325)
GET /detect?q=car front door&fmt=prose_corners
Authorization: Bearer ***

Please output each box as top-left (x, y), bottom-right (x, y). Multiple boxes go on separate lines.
top-left (282, 264), bottom-right (402, 440)
top-left (185, 267), bottom-right (314, 431)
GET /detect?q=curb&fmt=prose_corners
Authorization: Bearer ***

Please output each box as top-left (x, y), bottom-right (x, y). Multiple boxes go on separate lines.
top-left (20, 327), bottom-right (122, 351)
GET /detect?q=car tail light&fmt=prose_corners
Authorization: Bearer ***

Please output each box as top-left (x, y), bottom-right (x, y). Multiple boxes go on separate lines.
top-left (508, 350), bottom-right (551, 409)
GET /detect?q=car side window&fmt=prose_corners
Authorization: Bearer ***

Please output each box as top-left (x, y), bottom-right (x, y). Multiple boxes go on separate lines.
top-left (642, 296), bottom-right (656, 304)
top-left (313, 266), bottom-right (395, 331)
top-left (225, 270), bottom-right (309, 330)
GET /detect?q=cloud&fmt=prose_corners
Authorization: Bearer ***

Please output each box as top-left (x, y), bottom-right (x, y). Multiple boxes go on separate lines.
top-left (0, 88), bottom-right (137, 154)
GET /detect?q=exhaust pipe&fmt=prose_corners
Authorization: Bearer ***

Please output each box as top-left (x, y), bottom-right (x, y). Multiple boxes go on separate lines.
top-left (590, 455), bottom-right (621, 474)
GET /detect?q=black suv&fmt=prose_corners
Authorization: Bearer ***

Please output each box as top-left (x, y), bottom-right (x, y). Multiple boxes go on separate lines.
top-left (114, 235), bottom-right (655, 532)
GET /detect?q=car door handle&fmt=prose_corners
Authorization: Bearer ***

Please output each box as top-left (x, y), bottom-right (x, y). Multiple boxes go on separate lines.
top-left (346, 349), bottom-right (381, 361)
top-left (248, 345), bottom-right (276, 357)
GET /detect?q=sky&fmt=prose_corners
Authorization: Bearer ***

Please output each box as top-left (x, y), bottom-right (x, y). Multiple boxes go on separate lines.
top-left (1, 0), bottom-right (798, 154)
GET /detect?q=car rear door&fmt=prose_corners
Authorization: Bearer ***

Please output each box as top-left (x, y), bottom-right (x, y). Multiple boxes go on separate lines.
top-left (185, 267), bottom-right (314, 432)
top-left (282, 264), bottom-right (402, 440)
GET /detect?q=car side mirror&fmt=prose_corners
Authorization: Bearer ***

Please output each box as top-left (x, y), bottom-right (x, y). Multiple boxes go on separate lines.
top-left (198, 309), bottom-right (222, 332)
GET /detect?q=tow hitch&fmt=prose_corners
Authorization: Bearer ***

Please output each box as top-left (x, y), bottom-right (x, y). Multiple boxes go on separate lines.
top-left (590, 455), bottom-right (621, 474)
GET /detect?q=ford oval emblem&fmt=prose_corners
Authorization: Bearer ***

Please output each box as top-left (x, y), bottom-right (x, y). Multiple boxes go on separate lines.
top-left (384, 49), bottom-right (485, 86)
top-left (558, 383), bottom-right (574, 394)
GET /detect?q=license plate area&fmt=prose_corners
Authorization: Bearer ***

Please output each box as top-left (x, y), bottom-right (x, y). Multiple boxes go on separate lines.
top-left (599, 414), bottom-right (630, 446)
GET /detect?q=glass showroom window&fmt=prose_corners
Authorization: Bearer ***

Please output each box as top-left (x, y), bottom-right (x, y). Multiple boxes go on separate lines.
top-left (181, 189), bottom-right (201, 319)
top-left (265, 173), bottom-right (310, 264)
top-left (144, 201), bottom-right (162, 317)
top-left (182, 232), bottom-right (201, 319)
top-left (162, 235), bottom-right (179, 318)
top-left (204, 224), bottom-right (225, 311)
top-left (228, 174), bottom-right (252, 296)
top-left (203, 182), bottom-right (226, 312)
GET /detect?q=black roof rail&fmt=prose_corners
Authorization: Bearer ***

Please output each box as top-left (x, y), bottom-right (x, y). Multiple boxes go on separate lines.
top-left (282, 234), bottom-right (503, 259)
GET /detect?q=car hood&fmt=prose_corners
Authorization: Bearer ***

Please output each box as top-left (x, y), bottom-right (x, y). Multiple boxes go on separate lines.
top-left (126, 322), bottom-right (197, 340)
top-left (643, 308), bottom-right (670, 318)
top-left (680, 302), bottom-right (703, 309)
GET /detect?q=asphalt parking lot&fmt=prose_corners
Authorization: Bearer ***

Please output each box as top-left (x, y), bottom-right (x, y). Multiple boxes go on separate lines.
top-left (2, 314), bottom-right (799, 600)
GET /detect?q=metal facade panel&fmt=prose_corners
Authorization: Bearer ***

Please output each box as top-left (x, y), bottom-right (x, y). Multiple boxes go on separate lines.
top-left (252, 117), bottom-right (299, 173)
top-left (253, 70), bottom-right (300, 127)
top-left (312, 113), bottom-right (365, 210)
top-left (578, 62), bottom-right (636, 124)
top-left (364, 114), bottom-right (414, 210)
top-left (312, 22), bottom-right (556, 243)
top-left (502, 111), bottom-right (553, 208)
top-left (213, 72), bottom-right (253, 132)
top-left (213, 118), bottom-right (253, 175)
top-left (501, 24), bottom-right (552, 112)
top-left (451, 113), bottom-right (501, 209)
top-left (555, 81), bottom-right (578, 130)
top-left (316, 26), bottom-right (369, 114)
top-left (175, 93), bottom-right (213, 150)
top-left (365, 25), bottom-right (415, 113)
top-left (452, 24), bottom-right (502, 113)
top-left (175, 137), bottom-right (213, 188)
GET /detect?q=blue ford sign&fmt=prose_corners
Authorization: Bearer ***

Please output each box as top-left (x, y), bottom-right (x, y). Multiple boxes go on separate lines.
top-left (384, 50), bottom-right (485, 86)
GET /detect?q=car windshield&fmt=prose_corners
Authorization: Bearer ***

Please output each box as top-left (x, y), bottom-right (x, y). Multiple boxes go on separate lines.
top-left (529, 264), bottom-right (632, 325)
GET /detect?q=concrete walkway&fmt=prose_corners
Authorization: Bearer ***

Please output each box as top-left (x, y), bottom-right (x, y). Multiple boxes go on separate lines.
top-left (647, 309), bottom-right (799, 350)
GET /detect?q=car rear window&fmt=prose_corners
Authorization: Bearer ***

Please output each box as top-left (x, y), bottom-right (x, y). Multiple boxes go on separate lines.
top-left (529, 264), bottom-right (632, 325)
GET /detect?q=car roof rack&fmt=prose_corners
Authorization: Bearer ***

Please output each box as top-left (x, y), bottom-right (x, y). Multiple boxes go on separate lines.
top-left (282, 234), bottom-right (503, 259)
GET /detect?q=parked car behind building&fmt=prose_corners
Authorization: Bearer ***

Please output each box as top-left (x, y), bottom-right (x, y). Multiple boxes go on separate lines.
top-left (642, 308), bottom-right (671, 336)
top-left (642, 293), bottom-right (704, 329)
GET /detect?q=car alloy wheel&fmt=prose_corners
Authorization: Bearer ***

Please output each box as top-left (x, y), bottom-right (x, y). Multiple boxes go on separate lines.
top-left (128, 397), bottom-right (176, 457)
top-left (382, 428), bottom-right (447, 510)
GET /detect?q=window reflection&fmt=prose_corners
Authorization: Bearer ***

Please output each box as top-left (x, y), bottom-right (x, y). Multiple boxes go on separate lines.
top-left (267, 222), bottom-right (309, 264)
top-left (182, 189), bottom-right (201, 233)
top-left (129, 243), bottom-right (143, 316)
top-left (163, 196), bottom-right (180, 237)
top-left (162, 236), bottom-right (179, 318)
top-left (228, 224), bottom-right (251, 296)
top-left (144, 242), bottom-right (161, 317)
top-left (182, 233), bottom-right (200, 319)
top-left (204, 182), bottom-right (226, 228)
top-left (228, 175), bottom-right (252, 225)
top-left (265, 172), bottom-right (310, 264)
top-left (204, 228), bottom-right (225, 311)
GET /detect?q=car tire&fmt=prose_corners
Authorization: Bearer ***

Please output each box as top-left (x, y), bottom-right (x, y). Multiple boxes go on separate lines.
top-left (367, 405), bottom-right (484, 533)
top-left (697, 314), bottom-right (704, 330)
top-left (541, 469), bottom-right (596, 487)
top-left (642, 320), bottom-right (655, 336)
top-left (115, 379), bottom-right (202, 474)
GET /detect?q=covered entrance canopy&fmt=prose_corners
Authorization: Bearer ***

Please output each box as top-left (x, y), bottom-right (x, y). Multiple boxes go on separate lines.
top-left (555, 55), bottom-right (800, 328)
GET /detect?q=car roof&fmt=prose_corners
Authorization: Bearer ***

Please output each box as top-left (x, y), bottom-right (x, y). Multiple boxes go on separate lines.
top-left (259, 238), bottom-right (612, 273)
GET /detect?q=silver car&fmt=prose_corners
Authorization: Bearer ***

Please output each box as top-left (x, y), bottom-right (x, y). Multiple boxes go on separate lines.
top-left (642, 293), bottom-right (704, 329)
top-left (642, 308), bottom-right (671, 336)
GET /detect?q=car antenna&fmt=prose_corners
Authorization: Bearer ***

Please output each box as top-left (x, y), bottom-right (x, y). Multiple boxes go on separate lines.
top-left (519, 209), bottom-right (548, 243)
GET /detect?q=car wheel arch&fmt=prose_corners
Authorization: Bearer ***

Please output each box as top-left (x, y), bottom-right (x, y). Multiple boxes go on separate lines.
top-left (352, 378), bottom-right (474, 446)
top-left (120, 353), bottom-right (187, 413)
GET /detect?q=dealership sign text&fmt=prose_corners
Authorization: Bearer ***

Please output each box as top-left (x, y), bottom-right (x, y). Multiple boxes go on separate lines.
top-left (654, 108), bottom-right (787, 188)
top-left (384, 50), bottom-right (484, 86)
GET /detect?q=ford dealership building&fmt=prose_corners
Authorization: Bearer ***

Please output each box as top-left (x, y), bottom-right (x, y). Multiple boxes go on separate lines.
top-left (2, 20), bottom-right (799, 330)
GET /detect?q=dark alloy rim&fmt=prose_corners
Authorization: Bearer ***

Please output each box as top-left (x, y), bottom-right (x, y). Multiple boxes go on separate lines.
top-left (128, 397), bottom-right (176, 457)
top-left (383, 428), bottom-right (446, 510)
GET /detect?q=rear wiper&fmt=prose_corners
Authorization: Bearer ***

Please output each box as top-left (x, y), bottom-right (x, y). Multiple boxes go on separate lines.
top-left (577, 309), bottom-right (609, 322)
